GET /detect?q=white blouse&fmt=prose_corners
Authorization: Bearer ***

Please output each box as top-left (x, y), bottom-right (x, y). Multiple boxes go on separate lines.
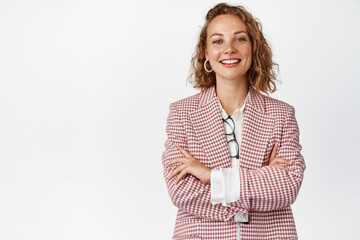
top-left (210, 93), bottom-right (249, 223)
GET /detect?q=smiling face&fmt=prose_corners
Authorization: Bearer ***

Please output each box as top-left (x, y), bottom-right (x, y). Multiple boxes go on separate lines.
top-left (205, 14), bottom-right (252, 84)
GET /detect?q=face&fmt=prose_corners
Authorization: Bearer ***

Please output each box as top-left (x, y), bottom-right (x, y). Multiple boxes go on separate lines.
top-left (205, 14), bottom-right (252, 84)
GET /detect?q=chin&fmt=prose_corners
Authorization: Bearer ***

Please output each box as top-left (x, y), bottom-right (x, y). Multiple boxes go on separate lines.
top-left (217, 73), bottom-right (244, 82)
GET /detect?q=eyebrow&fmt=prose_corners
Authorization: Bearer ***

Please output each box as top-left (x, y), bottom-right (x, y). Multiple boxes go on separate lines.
top-left (210, 31), bottom-right (247, 38)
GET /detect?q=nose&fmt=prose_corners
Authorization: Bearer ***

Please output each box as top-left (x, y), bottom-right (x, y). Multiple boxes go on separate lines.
top-left (224, 41), bottom-right (236, 54)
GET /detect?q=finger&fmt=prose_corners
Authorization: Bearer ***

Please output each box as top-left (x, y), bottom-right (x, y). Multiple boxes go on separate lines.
top-left (273, 164), bottom-right (286, 170)
top-left (168, 163), bottom-right (188, 180)
top-left (284, 159), bottom-right (292, 165)
top-left (269, 158), bottom-right (292, 166)
top-left (275, 158), bottom-right (292, 165)
top-left (165, 157), bottom-right (187, 167)
top-left (176, 145), bottom-right (193, 158)
top-left (270, 143), bottom-right (279, 161)
top-left (269, 157), bottom-right (281, 166)
top-left (175, 168), bottom-right (189, 184)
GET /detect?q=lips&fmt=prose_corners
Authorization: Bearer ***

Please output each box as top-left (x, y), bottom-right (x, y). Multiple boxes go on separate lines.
top-left (219, 58), bottom-right (241, 67)
top-left (219, 58), bottom-right (240, 64)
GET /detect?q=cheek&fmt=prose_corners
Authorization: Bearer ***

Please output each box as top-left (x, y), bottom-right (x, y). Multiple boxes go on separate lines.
top-left (207, 47), bottom-right (221, 59)
top-left (243, 45), bottom-right (252, 58)
top-left (243, 47), bottom-right (253, 68)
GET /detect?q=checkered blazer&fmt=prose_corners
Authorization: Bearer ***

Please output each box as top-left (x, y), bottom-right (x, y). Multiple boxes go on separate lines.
top-left (162, 85), bottom-right (306, 240)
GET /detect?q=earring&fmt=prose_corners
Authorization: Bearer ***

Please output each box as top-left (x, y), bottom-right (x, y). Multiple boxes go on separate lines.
top-left (204, 59), bottom-right (213, 73)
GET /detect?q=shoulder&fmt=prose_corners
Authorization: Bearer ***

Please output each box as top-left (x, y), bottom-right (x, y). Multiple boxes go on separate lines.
top-left (262, 94), bottom-right (296, 118)
top-left (169, 91), bottom-right (202, 115)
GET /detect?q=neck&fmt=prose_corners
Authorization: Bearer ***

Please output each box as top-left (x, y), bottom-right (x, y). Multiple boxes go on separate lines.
top-left (215, 78), bottom-right (249, 116)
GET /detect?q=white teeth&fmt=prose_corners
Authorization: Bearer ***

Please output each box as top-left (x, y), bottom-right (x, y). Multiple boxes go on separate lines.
top-left (220, 59), bottom-right (240, 64)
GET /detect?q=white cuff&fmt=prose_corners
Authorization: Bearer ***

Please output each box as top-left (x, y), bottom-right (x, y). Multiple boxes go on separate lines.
top-left (210, 167), bottom-right (240, 205)
top-left (234, 212), bottom-right (249, 223)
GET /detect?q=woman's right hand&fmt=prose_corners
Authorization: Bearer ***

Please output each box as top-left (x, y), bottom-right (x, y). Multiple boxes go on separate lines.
top-left (268, 143), bottom-right (292, 170)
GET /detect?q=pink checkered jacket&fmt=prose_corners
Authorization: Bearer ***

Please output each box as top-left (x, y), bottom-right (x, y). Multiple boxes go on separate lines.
top-left (162, 85), bottom-right (306, 240)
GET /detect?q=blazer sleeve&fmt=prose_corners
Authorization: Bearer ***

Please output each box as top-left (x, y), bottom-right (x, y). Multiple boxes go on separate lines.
top-left (162, 103), bottom-right (248, 221)
top-left (229, 105), bottom-right (306, 212)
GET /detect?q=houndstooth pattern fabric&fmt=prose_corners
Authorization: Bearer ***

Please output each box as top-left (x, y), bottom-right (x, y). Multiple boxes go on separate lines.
top-left (162, 85), bottom-right (306, 240)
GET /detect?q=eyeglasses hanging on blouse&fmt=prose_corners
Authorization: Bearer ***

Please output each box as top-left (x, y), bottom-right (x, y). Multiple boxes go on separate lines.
top-left (222, 116), bottom-right (240, 159)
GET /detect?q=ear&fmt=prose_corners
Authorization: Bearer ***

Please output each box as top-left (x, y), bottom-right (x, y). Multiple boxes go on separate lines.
top-left (204, 48), bottom-right (208, 59)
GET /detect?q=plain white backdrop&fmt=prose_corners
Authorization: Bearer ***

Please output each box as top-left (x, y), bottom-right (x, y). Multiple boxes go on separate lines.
top-left (0, 0), bottom-right (359, 239)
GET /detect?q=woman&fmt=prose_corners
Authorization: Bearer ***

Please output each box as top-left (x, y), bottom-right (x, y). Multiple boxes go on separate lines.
top-left (162, 3), bottom-right (305, 240)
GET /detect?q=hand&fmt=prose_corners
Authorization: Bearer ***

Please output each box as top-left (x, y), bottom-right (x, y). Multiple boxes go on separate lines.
top-left (166, 145), bottom-right (211, 185)
top-left (268, 143), bottom-right (292, 170)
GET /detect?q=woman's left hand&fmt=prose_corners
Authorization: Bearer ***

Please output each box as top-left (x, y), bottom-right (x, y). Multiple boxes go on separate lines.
top-left (166, 145), bottom-right (211, 185)
top-left (268, 143), bottom-right (292, 170)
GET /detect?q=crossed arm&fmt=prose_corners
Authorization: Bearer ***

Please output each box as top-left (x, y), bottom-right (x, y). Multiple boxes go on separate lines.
top-left (162, 103), bottom-right (306, 220)
top-left (162, 104), bottom-right (240, 221)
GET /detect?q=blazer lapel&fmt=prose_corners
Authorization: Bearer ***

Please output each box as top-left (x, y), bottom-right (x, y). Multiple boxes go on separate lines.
top-left (240, 88), bottom-right (275, 169)
top-left (189, 85), bottom-right (275, 170)
top-left (189, 86), bottom-right (232, 169)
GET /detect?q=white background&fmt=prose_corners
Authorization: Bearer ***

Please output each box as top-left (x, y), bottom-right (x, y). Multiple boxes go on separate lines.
top-left (0, 0), bottom-right (359, 239)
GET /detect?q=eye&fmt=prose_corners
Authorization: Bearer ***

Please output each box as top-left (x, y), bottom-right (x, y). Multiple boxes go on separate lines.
top-left (213, 40), bottom-right (222, 44)
top-left (236, 38), bottom-right (245, 42)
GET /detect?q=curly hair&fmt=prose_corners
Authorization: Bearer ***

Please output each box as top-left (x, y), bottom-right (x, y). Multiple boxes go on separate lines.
top-left (187, 3), bottom-right (280, 95)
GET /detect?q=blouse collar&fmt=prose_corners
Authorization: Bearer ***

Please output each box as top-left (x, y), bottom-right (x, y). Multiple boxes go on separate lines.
top-left (216, 91), bottom-right (249, 120)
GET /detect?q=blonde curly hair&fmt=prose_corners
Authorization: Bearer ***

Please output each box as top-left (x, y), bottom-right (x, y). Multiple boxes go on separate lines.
top-left (187, 3), bottom-right (280, 95)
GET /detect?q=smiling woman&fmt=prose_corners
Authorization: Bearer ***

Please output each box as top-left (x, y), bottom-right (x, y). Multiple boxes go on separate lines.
top-left (162, 3), bottom-right (305, 240)
top-left (205, 14), bottom-right (253, 86)
top-left (188, 3), bottom-right (279, 95)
